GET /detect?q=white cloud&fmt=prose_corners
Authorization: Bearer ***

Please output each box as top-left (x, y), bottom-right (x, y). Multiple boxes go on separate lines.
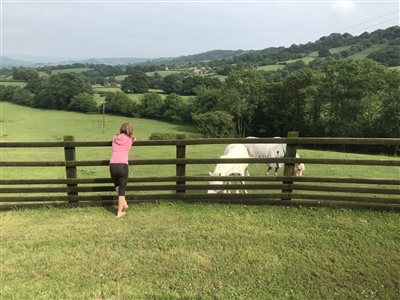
top-left (332, 0), bottom-right (356, 17)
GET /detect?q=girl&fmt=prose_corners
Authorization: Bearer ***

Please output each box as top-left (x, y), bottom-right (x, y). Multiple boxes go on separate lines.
top-left (109, 122), bottom-right (136, 217)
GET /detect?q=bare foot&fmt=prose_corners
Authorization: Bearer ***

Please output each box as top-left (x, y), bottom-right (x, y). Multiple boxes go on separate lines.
top-left (117, 211), bottom-right (126, 218)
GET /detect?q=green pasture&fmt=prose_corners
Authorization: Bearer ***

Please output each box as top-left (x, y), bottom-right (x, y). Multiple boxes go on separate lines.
top-left (349, 44), bottom-right (388, 59)
top-left (93, 89), bottom-right (191, 105)
top-left (0, 81), bottom-right (27, 87)
top-left (38, 68), bottom-right (90, 78)
top-left (1, 101), bottom-right (398, 189)
top-left (257, 65), bottom-right (285, 71)
top-left (52, 67), bottom-right (90, 74)
top-left (114, 70), bottom-right (185, 82)
top-left (208, 74), bottom-right (227, 81)
top-left (114, 74), bottom-right (128, 81)
top-left (93, 86), bottom-right (122, 93)
top-left (1, 102), bottom-right (399, 298)
top-left (145, 70), bottom-right (184, 77)
top-left (329, 45), bottom-right (352, 54)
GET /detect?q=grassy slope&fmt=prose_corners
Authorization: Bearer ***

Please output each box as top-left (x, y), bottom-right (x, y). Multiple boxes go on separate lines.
top-left (1, 102), bottom-right (398, 181)
top-left (350, 44), bottom-right (388, 59)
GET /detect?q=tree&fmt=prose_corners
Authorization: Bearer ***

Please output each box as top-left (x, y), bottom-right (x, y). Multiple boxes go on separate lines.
top-left (375, 69), bottom-right (400, 137)
top-left (148, 72), bottom-right (164, 89)
top-left (34, 73), bottom-right (93, 109)
top-left (12, 88), bottom-right (35, 107)
top-left (192, 87), bottom-right (224, 114)
top-left (319, 58), bottom-right (389, 137)
top-left (121, 71), bottom-right (149, 93)
top-left (0, 85), bottom-right (18, 102)
top-left (12, 67), bottom-right (40, 82)
top-left (192, 111), bottom-right (235, 138)
top-left (318, 48), bottom-right (331, 58)
top-left (161, 74), bottom-right (183, 94)
top-left (67, 92), bottom-right (98, 113)
top-left (104, 92), bottom-right (132, 115)
top-left (367, 45), bottom-right (400, 67)
top-left (224, 68), bottom-right (265, 136)
top-left (139, 93), bottom-right (164, 119)
top-left (163, 93), bottom-right (188, 123)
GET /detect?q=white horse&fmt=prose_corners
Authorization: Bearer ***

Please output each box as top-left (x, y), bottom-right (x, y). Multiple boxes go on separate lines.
top-left (244, 137), bottom-right (304, 176)
top-left (208, 144), bottom-right (250, 194)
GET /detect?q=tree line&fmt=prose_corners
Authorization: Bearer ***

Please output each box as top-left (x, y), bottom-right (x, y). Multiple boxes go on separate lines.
top-left (1, 57), bottom-right (398, 141)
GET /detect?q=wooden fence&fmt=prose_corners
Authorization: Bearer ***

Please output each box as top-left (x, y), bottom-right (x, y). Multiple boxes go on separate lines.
top-left (1, 133), bottom-right (399, 211)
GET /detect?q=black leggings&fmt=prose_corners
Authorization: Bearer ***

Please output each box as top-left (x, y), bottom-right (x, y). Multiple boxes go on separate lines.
top-left (109, 164), bottom-right (129, 196)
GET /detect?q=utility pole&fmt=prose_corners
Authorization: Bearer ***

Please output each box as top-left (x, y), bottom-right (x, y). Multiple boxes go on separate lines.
top-left (102, 101), bottom-right (105, 134)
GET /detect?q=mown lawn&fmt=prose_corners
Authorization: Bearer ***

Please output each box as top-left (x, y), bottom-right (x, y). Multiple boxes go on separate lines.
top-left (1, 202), bottom-right (399, 299)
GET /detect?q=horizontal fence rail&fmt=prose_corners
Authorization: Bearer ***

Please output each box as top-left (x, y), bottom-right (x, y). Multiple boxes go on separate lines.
top-left (2, 158), bottom-right (400, 167)
top-left (1, 137), bottom-right (399, 148)
top-left (1, 133), bottom-right (399, 211)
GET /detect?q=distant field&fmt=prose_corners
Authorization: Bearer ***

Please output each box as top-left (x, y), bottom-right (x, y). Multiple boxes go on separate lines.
top-left (38, 68), bottom-right (90, 78)
top-left (208, 74), bottom-right (227, 81)
top-left (389, 66), bottom-right (400, 70)
top-left (52, 67), bottom-right (90, 74)
top-left (350, 44), bottom-right (387, 59)
top-left (0, 81), bottom-right (27, 87)
top-left (145, 70), bottom-right (183, 77)
top-left (93, 86), bottom-right (121, 93)
top-left (114, 70), bottom-right (186, 81)
top-left (257, 64), bottom-right (285, 71)
top-left (329, 45), bottom-right (352, 54)
top-left (92, 86), bottom-right (191, 104)
top-left (115, 71), bottom-right (184, 82)
top-left (279, 51), bottom-right (318, 65)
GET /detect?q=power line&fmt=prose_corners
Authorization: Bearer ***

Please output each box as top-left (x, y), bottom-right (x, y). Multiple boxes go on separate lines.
top-left (338, 10), bottom-right (399, 33)
top-left (349, 17), bottom-right (399, 35)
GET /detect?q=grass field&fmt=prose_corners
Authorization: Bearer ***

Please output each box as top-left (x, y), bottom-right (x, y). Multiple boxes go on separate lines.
top-left (1, 202), bottom-right (399, 299)
top-left (349, 44), bottom-right (388, 60)
top-left (257, 65), bottom-right (285, 71)
top-left (1, 102), bottom-right (399, 299)
top-left (0, 81), bottom-right (27, 88)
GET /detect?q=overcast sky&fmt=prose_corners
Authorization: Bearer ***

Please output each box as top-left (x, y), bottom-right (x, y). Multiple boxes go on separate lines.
top-left (2, 0), bottom-right (399, 59)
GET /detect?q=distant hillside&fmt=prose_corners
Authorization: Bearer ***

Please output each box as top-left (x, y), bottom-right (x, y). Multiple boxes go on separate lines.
top-left (149, 50), bottom-right (246, 65)
top-left (79, 57), bottom-right (152, 65)
top-left (3, 26), bottom-right (398, 70)
top-left (1, 56), bottom-right (153, 68)
top-left (1, 56), bottom-right (37, 68)
top-left (224, 26), bottom-right (399, 67)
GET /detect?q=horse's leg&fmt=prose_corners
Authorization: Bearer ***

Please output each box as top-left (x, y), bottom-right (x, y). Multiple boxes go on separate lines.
top-left (274, 165), bottom-right (279, 176)
top-left (225, 181), bottom-right (230, 194)
top-left (267, 164), bottom-right (272, 175)
top-left (241, 180), bottom-right (248, 193)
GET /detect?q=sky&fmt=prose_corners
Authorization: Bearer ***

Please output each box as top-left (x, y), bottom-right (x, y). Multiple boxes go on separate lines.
top-left (1, 0), bottom-right (399, 60)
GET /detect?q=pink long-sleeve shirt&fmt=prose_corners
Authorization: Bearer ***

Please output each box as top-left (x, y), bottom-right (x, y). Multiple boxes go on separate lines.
top-left (109, 134), bottom-right (136, 164)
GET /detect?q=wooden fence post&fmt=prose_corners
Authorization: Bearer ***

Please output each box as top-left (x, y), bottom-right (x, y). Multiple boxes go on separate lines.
top-left (64, 136), bottom-right (78, 199)
top-left (282, 131), bottom-right (298, 200)
top-left (176, 135), bottom-right (186, 193)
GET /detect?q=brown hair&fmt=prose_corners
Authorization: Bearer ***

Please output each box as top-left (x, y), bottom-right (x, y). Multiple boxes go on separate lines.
top-left (119, 122), bottom-right (134, 137)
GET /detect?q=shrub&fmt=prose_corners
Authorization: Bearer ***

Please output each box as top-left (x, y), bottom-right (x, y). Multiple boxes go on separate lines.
top-left (139, 93), bottom-right (164, 119)
top-left (149, 132), bottom-right (181, 140)
top-left (67, 92), bottom-right (98, 113)
top-left (192, 111), bottom-right (235, 138)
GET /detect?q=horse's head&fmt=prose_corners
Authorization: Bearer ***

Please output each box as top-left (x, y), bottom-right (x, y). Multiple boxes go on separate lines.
top-left (294, 163), bottom-right (305, 176)
top-left (207, 171), bottom-right (224, 194)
